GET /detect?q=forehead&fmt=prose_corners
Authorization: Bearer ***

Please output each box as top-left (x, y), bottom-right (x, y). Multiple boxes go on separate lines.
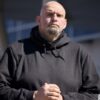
top-left (42, 2), bottom-right (66, 15)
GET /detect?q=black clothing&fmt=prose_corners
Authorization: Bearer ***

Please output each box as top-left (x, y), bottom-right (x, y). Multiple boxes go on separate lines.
top-left (0, 26), bottom-right (100, 100)
top-left (0, 48), bottom-right (3, 60)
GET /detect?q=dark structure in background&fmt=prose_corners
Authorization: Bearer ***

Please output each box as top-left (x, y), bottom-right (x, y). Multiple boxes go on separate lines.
top-left (58, 0), bottom-right (100, 41)
top-left (4, 0), bottom-right (42, 20)
top-left (3, 0), bottom-right (42, 43)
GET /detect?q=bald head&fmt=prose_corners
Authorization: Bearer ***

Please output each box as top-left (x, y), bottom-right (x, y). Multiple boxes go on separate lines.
top-left (40, 1), bottom-right (66, 17)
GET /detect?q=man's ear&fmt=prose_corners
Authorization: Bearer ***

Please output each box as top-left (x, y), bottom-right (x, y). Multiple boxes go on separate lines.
top-left (36, 16), bottom-right (41, 24)
top-left (63, 18), bottom-right (67, 29)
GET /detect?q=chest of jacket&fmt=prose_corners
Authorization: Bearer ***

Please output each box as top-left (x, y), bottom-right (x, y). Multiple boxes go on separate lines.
top-left (14, 44), bottom-right (82, 93)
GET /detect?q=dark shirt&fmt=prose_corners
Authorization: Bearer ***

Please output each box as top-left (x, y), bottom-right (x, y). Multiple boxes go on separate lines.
top-left (0, 48), bottom-right (3, 60)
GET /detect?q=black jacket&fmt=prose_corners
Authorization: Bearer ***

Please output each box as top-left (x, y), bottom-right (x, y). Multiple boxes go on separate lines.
top-left (0, 26), bottom-right (100, 100)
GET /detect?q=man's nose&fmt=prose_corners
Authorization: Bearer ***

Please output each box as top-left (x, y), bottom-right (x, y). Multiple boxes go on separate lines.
top-left (52, 14), bottom-right (58, 21)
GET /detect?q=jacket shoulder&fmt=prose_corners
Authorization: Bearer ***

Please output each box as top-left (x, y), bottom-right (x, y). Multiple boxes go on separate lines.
top-left (8, 38), bottom-right (31, 55)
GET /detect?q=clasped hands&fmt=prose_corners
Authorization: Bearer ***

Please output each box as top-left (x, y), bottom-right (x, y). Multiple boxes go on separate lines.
top-left (33, 83), bottom-right (63, 100)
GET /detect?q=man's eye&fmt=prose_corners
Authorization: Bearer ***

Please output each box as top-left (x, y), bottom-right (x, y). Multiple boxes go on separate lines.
top-left (47, 13), bottom-right (53, 17)
top-left (57, 14), bottom-right (63, 17)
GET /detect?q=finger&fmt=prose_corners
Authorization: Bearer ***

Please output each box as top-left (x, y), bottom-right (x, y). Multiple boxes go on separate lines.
top-left (42, 83), bottom-right (49, 90)
top-left (44, 83), bottom-right (59, 88)
top-left (48, 87), bottom-right (61, 93)
top-left (43, 83), bottom-right (61, 94)
top-left (48, 84), bottom-right (60, 89)
top-left (47, 95), bottom-right (59, 100)
top-left (47, 91), bottom-right (60, 97)
top-left (43, 83), bottom-right (60, 91)
top-left (49, 84), bottom-right (61, 92)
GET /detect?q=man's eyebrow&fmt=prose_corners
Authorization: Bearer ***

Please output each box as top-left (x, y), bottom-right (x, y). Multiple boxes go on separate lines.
top-left (45, 9), bottom-right (53, 12)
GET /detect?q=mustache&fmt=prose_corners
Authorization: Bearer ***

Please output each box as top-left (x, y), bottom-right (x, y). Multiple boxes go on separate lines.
top-left (48, 24), bottom-right (59, 28)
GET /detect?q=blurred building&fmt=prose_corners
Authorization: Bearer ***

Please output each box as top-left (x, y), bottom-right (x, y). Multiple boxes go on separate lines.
top-left (0, 0), bottom-right (100, 74)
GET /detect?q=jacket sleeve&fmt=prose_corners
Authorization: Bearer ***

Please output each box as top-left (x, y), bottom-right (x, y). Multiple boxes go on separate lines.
top-left (62, 47), bottom-right (100, 100)
top-left (0, 47), bottom-right (34, 100)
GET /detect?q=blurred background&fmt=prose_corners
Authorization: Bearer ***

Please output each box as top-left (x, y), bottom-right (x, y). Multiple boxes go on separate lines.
top-left (0, 0), bottom-right (100, 74)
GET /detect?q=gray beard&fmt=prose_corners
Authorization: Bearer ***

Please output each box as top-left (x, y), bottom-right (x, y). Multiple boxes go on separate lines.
top-left (46, 26), bottom-right (61, 36)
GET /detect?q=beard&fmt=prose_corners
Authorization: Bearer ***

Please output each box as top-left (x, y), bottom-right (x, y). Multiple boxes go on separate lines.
top-left (46, 25), bottom-right (61, 36)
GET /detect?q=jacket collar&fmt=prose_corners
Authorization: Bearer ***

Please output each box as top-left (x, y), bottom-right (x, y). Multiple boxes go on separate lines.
top-left (30, 26), bottom-right (70, 49)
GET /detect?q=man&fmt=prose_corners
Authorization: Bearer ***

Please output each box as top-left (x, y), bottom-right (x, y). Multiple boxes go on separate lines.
top-left (0, 1), bottom-right (100, 100)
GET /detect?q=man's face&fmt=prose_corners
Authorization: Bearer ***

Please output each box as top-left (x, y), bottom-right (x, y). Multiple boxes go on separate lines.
top-left (37, 2), bottom-right (67, 41)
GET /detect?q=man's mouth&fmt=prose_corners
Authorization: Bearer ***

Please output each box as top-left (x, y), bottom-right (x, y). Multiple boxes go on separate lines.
top-left (49, 24), bottom-right (59, 28)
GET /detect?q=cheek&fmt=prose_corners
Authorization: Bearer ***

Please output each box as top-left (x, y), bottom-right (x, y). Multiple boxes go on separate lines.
top-left (60, 20), bottom-right (67, 29)
top-left (39, 19), bottom-right (50, 30)
top-left (40, 18), bottom-right (50, 27)
top-left (45, 18), bottom-right (51, 25)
